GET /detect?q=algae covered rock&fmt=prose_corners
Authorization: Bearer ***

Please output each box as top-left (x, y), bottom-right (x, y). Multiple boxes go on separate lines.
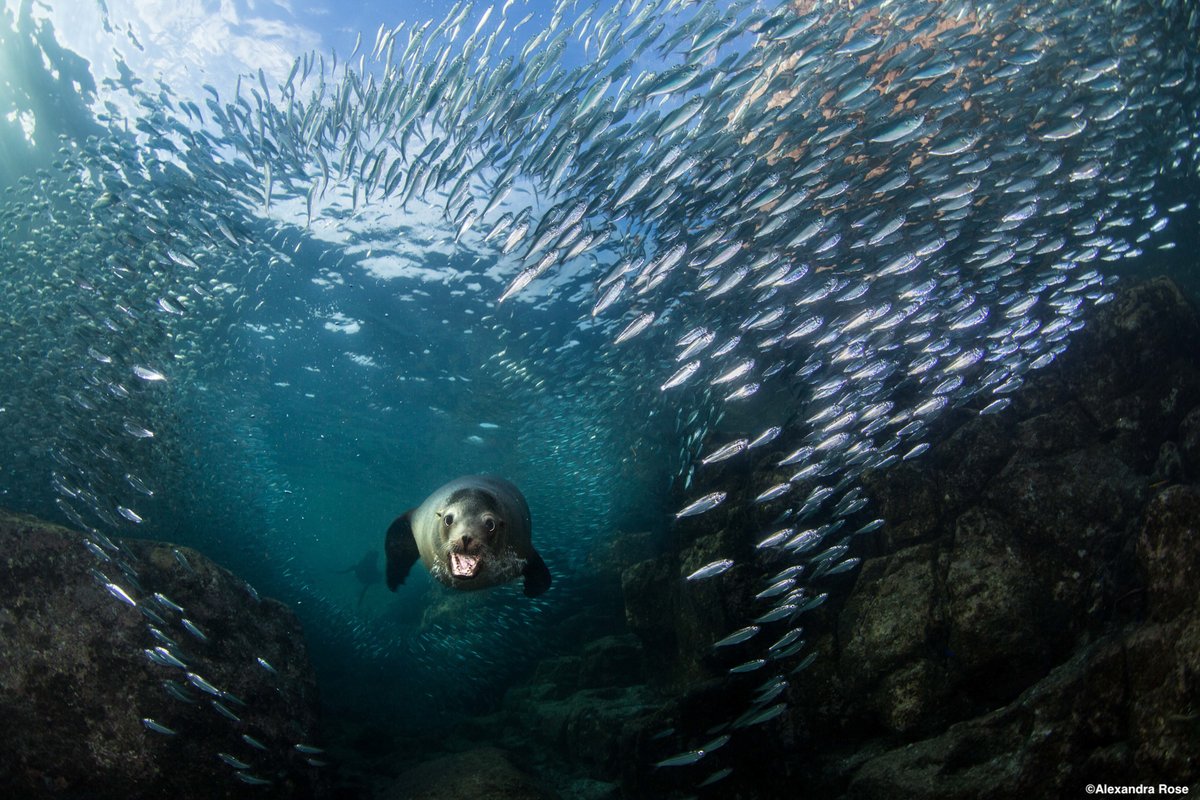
top-left (0, 511), bottom-right (327, 799)
top-left (610, 278), bottom-right (1200, 799)
top-left (380, 746), bottom-right (556, 800)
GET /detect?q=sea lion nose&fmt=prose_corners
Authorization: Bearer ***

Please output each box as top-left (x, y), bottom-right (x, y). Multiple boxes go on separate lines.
top-left (460, 534), bottom-right (473, 548)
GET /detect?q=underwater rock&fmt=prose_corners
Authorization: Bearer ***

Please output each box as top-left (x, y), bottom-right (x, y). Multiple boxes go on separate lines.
top-left (576, 635), bottom-right (646, 692)
top-left (379, 746), bottom-right (556, 800)
top-left (497, 635), bottom-right (659, 774)
top-left (0, 511), bottom-right (326, 799)
top-left (621, 556), bottom-right (695, 682)
top-left (845, 536), bottom-right (1200, 800)
top-left (816, 278), bottom-right (1200, 796)
top-left (1136, 484), bottom-right (1200, 622)
top-left (1128, 485), bottom-right (1200, 781)
top-left (844, 635), bottom-right (1137, 799)
top-left (1179, 406), bottom-right (1200, 476)
top-left (1016, 276), bottom-right (1200, 471)
top-left (614, 277), bottom-right (1200, 797)
top-left (622, 522), bottom-right (769, 692)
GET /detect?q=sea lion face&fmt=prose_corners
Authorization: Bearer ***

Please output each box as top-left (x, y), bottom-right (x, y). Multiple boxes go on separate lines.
top-left (433, 488), bottom-right (520, 586)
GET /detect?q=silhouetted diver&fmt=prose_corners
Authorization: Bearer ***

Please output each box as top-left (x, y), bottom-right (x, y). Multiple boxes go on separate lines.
top-left (334, 550), bottom-right (382, 609)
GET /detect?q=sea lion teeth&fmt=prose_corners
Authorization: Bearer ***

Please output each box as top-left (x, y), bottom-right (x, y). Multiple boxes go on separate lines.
top-left (450, 552), bottom-right (480, 578)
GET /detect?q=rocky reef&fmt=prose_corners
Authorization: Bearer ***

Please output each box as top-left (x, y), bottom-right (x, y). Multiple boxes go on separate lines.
top-left (466, 276), bottom-right (1200, 799)
top-left (5, 277), bottom-right (1197, 800)
top-left (809, 275), bottom-right (1200, 799)
top-left (380, 747), bottom-right (556, 800)
top-left (0, 512), bottom-right (328, 799)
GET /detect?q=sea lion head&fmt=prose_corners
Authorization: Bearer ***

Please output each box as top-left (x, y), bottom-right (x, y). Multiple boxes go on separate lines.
top-left (433, 487), bottom-right (522, 587)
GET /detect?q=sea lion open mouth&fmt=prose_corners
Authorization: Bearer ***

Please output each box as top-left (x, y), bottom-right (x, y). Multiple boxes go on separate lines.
top-left (450, 551), bottom-right (481, 578)
top-left (385, 476), bottom-right (549, 596)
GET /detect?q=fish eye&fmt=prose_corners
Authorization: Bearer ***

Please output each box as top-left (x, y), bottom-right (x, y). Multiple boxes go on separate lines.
top-left (483, 517), bottom-right (495, 532)
top-left (443, 513), bottom-right (454, 527)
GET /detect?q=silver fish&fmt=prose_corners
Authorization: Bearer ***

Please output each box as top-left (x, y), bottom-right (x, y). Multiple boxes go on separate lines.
top-left (701, 438), bottom-right (748, 465)
top-left (686, 559), bottom-right (734, 581)
top-left (655, 749), bottom-right (707, 768)
top-left (142, 718), bottom-right (176, 735)
top-left (675, 492), bottom-right (727, 519)
top-left (614, 311), bottom-right (657, 344)
top-left (713, 626), bottom-right (760, 648)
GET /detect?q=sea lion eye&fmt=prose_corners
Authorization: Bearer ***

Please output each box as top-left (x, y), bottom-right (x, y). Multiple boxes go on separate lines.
top-left (443, 513), bottom-right (454, 527)
top-left (483, 517), bottom-right (495, 533)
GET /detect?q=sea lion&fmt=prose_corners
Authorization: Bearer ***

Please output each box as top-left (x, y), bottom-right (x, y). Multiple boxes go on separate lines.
top-left (384, 475), bottom-right (551, 597)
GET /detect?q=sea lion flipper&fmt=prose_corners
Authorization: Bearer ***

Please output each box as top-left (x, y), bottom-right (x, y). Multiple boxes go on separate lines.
top-left (385, 511), bottom-right (420, 591)
top-left (522, 550), bottom-right (551, 597)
